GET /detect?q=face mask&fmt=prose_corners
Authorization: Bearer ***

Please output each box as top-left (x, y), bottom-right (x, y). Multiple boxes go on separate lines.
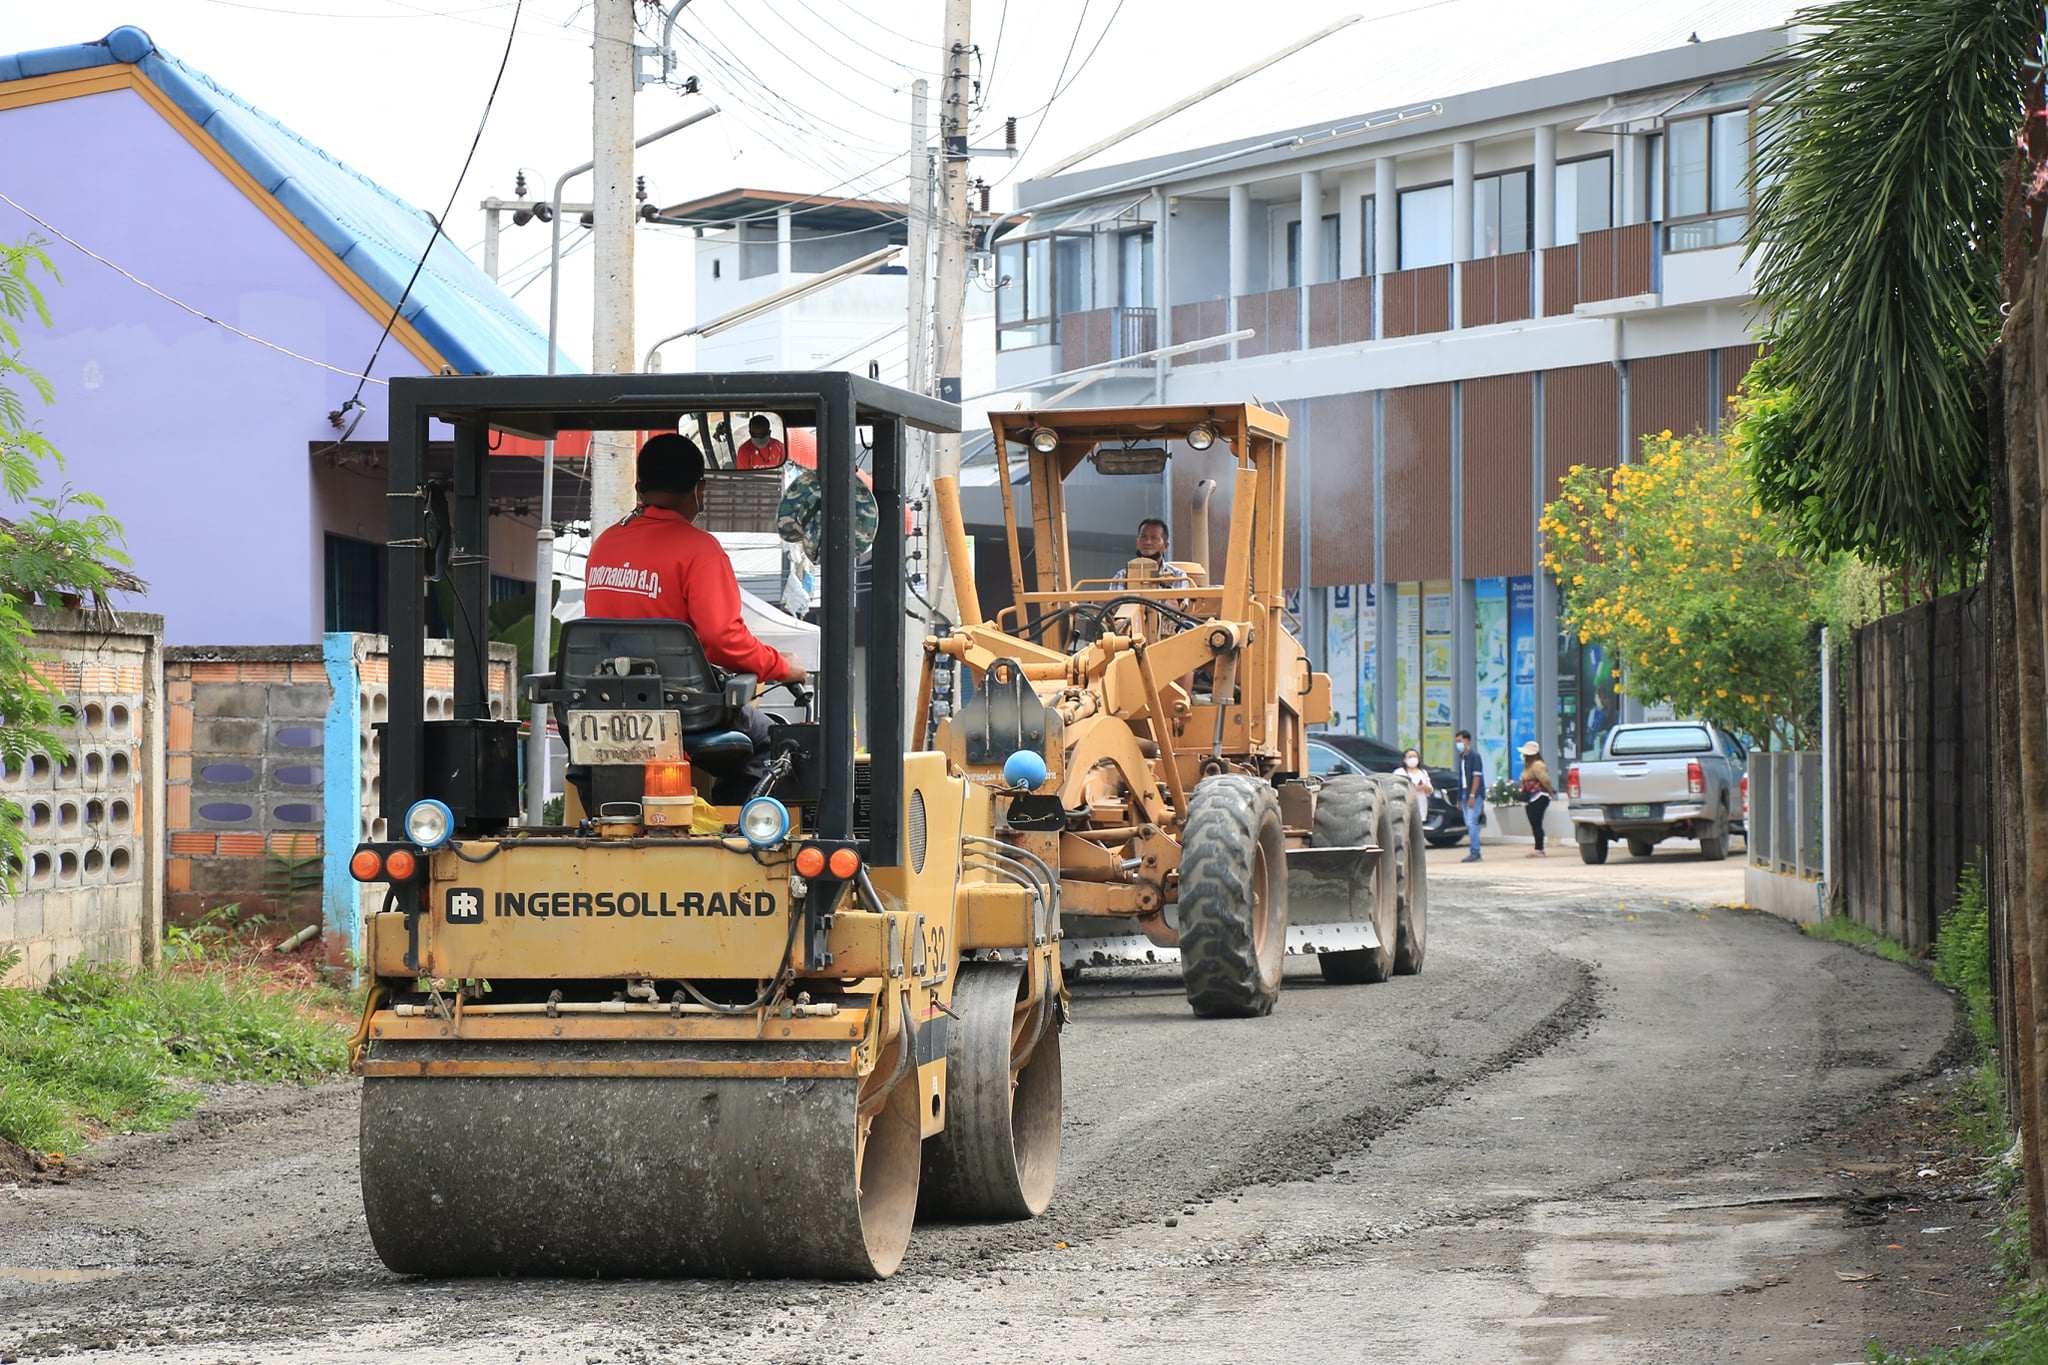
top-left (1455, 741), bottom-right (1466, 753)
top-left (1404, 756), bottom-right (1419, 768)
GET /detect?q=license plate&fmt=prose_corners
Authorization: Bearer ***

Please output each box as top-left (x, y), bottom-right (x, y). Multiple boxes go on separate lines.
top-left (566, 709), bottom-right (682, 765)
top-left (1619, 804), bottom-right (1652, 819)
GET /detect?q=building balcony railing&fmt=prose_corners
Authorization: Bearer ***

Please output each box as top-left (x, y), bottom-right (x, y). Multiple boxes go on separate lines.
top-left (1057, 305), bottom-right (1159, 370)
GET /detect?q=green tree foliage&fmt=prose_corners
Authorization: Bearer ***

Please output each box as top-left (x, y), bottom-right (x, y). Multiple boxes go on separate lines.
top-left (1739, 0), bottom-right (2033, 578)
top-left (1540, 428), bottom-right (1829, 749)
top-left (1, 242), bottom-right (131, 893)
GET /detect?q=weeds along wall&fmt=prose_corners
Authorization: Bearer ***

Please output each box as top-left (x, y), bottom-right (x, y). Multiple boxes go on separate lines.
top-left (0, 608), bottom-right (166, 986)
top-left (163, 639), bottom-right (517, 967)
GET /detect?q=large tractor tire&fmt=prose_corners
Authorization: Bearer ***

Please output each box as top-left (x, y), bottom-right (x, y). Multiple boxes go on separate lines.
top-left (1178, 774), bottom-right (1290, 1018)
top-left (918, 961), bottom-right (1062, 1221)
top-left (1310, 775), bottom-right (1396, 985)
top-left (1377, 775), bottom-right (1428, 975)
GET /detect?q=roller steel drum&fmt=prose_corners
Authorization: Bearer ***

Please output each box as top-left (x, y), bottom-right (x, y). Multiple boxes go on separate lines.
top-left (360, 1041), bottom-right (922, 1279)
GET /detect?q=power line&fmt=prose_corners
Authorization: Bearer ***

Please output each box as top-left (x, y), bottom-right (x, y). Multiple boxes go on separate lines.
top-left (341, 0), bottom-right (524, 414)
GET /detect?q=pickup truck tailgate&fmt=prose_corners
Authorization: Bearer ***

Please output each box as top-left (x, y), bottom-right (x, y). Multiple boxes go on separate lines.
top-left (1576, 758), bottom-right (1693, 815)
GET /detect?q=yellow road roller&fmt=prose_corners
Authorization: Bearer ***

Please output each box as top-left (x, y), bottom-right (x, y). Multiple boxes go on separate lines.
top-left (349, 372), bottom-right (1064, 1278)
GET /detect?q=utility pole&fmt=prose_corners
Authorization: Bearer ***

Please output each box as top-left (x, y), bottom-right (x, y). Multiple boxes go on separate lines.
top-left (928, 0), bottom-right (973, 620)
top-left (590, 0), bottom-right (639, 528)
top-left (905, 79), bottom-right (932, 396)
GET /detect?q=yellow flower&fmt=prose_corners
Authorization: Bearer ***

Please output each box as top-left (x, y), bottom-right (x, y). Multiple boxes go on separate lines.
top-left (1715, 688), bottom-right (1727, 698)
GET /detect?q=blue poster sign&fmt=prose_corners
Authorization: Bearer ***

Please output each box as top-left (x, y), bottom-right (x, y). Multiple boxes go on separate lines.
top-left (1509, 575), bottom-right (1537, 758)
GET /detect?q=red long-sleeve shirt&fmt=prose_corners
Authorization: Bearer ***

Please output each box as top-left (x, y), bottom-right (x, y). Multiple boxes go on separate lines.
top-left (582, 506), bottom-right (788, 681)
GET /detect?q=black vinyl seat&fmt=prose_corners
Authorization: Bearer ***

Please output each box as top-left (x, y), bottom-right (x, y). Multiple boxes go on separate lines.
top-left (554, 618), bottom-right (756, 770)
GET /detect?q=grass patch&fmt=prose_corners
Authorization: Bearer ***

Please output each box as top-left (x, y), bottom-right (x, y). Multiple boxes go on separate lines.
top-left (1868, 865), bottom-right (2024, 1363)
top-left (1804, 912), bottom-right (1917, 965)
top-left (0, 942), bottom-right (353, 1156)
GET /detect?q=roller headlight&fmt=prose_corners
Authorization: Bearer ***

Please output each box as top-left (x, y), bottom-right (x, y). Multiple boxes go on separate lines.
top-left (1185, 422), bottom-right (1216, 450)
top-left (404, 798), bottom-right (454, 849)
top-left (739, 796), bottom-right (790, 848)
top-left (1026, 425), bottom-right (1059, 454)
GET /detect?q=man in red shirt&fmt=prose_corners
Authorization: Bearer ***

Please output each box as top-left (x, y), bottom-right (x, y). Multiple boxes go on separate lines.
top-left (582, 434), bottom-right (806, 790)
top-left (585, 432), bottom-right (807, 686)
top-left (733, 414), bottom-right (785, 469)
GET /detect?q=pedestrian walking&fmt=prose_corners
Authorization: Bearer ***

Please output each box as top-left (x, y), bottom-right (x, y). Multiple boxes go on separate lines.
top-left (1519, 740), bottom-right (1556, 857)
top-left (1455, 728), bottom-right (1484, 861)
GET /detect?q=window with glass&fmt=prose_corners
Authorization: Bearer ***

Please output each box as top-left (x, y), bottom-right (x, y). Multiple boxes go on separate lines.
top-left (1553, 154), bottom-right (1612, 246)
top-left (1359, 195), bottom-right (1378, 276)
top-left (1398, 183), bottom-right (1454, 270)
top-left (1663, 75), bottom-right (1772, 252)
top-left (996, 231), bottom-right (1094, 349)
top-left (1472, 168), bottom-right (1531, 257)
top-left (1285, 214), bottom-right (1341, 286)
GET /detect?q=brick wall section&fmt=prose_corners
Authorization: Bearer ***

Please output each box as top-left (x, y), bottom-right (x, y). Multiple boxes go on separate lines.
top-left (1306, 278), bottom-right (1372, 348)
top-left (1235, 288), bottom-right (1300, 358)
top-left (0, 608), bottom-right (164, 985)
top-left (1170, 300), bottom-right (1228, 365)
top-left (163, 647), bottom-right (330, 934)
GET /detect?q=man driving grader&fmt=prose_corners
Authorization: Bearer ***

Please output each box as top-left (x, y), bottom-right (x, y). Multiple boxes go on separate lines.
top-left (347, 372), bottom-right (1063, 1280)
top-left (924, 404), bottom-right (1428, 1018)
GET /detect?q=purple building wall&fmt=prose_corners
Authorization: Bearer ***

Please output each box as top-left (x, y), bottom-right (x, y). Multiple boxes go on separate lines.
top-left (0, 87), bottom-right (449, 645)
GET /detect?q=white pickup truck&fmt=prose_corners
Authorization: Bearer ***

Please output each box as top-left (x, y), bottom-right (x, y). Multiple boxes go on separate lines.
top-left (1566, 721), bottom-right (1748, 864)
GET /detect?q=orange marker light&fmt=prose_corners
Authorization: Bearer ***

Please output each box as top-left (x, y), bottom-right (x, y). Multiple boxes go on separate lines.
top-left (384, 849), bottom-right (418, 881)
top-left (644, 760), bottom-right (693, 798)
top-left (795, 845), bottom-right (827, 878)
top-left (828, 847), bottom-right (861, 880)
top-left (349, 849), bottom-right (383, 881)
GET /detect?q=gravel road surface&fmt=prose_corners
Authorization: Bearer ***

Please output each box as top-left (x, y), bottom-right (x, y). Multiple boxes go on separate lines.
top-left (0, 850), bottom-right (1972, 1362)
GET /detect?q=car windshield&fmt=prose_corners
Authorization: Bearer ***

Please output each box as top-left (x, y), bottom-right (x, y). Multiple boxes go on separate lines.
top-left (1306, 743), bottom-right (1355, 776)
top-left (1606, 725), bottom-right (1713, 756)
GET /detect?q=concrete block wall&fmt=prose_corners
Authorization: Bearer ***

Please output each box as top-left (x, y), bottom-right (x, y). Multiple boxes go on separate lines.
top-left (0, 608), bottom-right (165, 985)
top-left (167, 639), bottom-right (515, 963)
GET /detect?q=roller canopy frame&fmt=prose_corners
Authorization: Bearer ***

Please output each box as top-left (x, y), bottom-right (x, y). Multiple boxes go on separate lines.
top-left (382, 372), bottom-right (961, 913)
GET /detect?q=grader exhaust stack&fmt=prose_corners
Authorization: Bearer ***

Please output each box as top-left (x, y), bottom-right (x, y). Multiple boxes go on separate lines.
top-left (921, 404), bottom-right (1428, 1018)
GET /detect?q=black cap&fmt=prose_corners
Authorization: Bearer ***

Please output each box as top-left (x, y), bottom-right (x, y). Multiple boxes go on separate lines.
top-left (637, 433), bottom-right (706, 494)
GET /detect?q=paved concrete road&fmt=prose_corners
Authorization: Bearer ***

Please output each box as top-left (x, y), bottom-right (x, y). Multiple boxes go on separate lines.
top-left (0, 855), bottom-right (1957, 1363)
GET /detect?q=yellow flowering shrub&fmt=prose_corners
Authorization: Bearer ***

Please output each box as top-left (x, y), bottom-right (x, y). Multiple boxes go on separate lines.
top-left (1539, 426), bottom-right (1827, 748)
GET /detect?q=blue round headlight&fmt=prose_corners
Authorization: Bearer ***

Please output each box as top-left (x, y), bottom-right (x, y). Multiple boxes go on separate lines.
top-left (739, 796), bottom-right (791, 848)
top-left (404, 798), bottom-right (455, 849)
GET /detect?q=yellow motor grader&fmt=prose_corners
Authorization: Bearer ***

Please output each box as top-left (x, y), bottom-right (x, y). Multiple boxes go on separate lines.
top-left (923, 403), bottom-right (1427, 1018)
top-left (347, 372), bottom-right (1062, 1279)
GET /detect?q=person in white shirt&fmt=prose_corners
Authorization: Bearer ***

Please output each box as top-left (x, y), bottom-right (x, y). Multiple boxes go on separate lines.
top-left (1398, 747), bottom-right (1433, 826)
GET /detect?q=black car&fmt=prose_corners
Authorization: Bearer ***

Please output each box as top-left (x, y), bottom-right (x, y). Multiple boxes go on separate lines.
top-left (1305, 733), bottom-right (1474, 848)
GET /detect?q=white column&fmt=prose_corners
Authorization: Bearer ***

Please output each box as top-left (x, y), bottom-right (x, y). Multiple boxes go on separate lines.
top-left (1451, 140), bottom-right (1475, 262)
top-left (776, 206), bottom-right (793, 277)
top-left (1620, 132), bottom-right (1647, 226)
top-left (1229, 183), bottom-right (1252, 298)
top-left (1533, 124), bottom-right (1557, 250)
top-left (1374, 158), bottom-right (1398, 274)
top-left (1298, 170), bottom-right (1323, 287)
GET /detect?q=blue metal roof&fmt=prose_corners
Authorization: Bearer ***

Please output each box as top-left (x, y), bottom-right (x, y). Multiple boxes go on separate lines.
top-left (0, 25), bottom-right (572, 376)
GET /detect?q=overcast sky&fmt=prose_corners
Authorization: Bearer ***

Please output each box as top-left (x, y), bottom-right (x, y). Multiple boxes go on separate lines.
top-left (0, 0), bottom-right (1790, 367)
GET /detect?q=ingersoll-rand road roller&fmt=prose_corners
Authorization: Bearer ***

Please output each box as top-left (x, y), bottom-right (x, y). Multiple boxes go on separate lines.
top-left (347, 373), bottom-right (1063, 1279)
top-left (921, 403), bottom-right (1428, 1018)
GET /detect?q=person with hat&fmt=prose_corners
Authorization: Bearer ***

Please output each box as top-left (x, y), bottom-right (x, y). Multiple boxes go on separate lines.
top-left (1518, 740), bottom-right (1557, 856)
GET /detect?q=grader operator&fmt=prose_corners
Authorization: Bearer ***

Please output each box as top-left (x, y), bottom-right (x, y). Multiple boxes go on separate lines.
top-left (347, 372), bottom-right (1063, 1279)
top-left (924, 403), bottom-right (1427, 1018)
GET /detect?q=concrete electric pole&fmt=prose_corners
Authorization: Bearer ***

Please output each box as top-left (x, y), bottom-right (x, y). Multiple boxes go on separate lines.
top-left (590, 0), bottom-right (640, 529)
top-left (928, 0), bottom-right (973, 620)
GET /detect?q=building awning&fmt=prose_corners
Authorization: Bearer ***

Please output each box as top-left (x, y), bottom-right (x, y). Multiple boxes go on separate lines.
top-left (1577, 84), bottom-right (1705, 133)
top-left (1003, 194), bottom-right (1149, 240)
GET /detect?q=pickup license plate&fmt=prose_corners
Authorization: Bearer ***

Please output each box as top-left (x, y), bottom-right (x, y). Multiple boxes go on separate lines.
top-left (566, 709), bottom-right (682, 765)
top-left (1619, 804), bottom-right (1653, 819)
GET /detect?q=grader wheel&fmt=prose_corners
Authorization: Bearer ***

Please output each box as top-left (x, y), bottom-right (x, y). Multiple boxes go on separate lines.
top-left (919, 961), bottom-right (1063, 1220)
top-left (1312, 775), bottom-right (1397, 985)
top-left (1376, 774), bottom-right (1428, 975)
top-left (1178, 774), bottom-right (1290, 1018)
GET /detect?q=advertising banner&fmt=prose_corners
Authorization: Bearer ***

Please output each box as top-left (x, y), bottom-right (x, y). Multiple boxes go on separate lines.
top-left (1474, 578), bottom-right (1508, 787)
top-left (1325, 585), bottom-right (1358, 732)
top-left (1358, 584), bottom-right (1379, 738)
top-left (1421, 579), bottom-right (1454, 766)
top-left (1509, 575), bottom-right (1537, 759)
top-left (1395, 583), bottom-right (1421, 752)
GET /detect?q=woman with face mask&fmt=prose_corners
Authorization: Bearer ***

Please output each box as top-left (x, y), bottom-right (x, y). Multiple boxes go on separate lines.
top-left (1398, 748), bottom-right (1433, 827)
